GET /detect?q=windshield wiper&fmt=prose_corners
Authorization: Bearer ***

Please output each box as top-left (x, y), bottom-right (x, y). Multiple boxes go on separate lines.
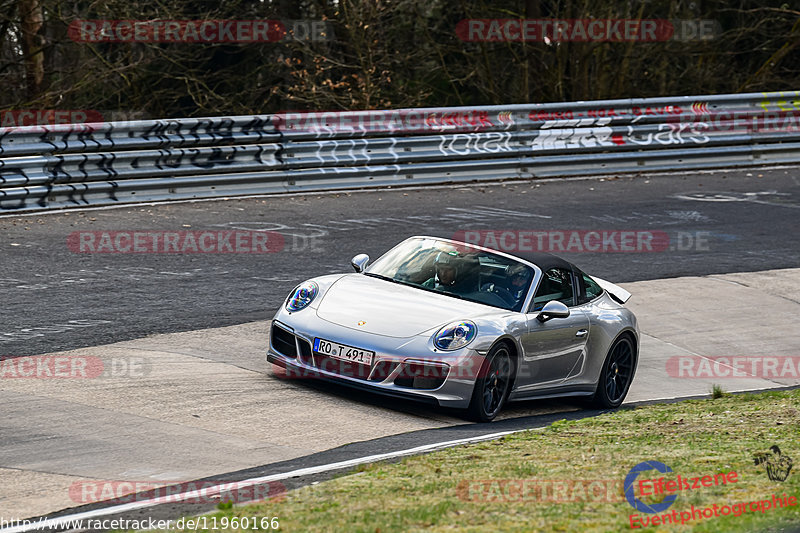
top-left (363, 272), bottom-right (398, 283)
top-left (364, 273), bottom-right (428, 291)
top-left (365, 273), bottom-right (467, 301)
top-left (411, 283), bottom-right (465, 300)
top-left (439, 290), bottom-right (465, 300)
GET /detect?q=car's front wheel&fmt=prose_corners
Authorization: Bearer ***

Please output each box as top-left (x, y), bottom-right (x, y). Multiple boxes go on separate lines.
top-left (467, 343), bottom-right (515, 422)
top-left (591, 335), bottom-right (635, 408)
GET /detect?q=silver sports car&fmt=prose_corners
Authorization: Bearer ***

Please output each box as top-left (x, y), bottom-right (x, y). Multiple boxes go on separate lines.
top-left (267, 236), bottom-right (639, 421)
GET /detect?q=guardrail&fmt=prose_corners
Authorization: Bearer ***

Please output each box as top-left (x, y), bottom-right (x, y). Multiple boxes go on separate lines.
top-left (1, 91), bottom-right (799, 212)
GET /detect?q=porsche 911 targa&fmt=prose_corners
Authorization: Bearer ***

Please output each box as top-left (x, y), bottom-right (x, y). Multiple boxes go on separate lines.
top-left (268, 236), bottom-right (638, 421)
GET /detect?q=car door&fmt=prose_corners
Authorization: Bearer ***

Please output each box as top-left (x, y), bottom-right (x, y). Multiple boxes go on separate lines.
top-left (515, 267), bottom-right (590, 390)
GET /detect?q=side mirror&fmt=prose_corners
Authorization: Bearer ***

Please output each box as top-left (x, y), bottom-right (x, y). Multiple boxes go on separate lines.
top-left (351, 253), bottom-right (370, 273)
top-left (537, 300), bottom-right (570, 322)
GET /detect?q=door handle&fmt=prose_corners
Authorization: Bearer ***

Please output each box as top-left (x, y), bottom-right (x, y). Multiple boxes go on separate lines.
top-left (576, 329), bottom-right (588, 337)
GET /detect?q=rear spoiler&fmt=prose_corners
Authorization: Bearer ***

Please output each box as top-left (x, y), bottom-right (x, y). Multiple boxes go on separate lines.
top-left (591, 276), bottom-right (631, 304)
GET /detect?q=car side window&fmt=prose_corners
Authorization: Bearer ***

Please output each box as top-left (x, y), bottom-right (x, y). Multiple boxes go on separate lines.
top-left (531, 268), bottom-right (574, 310)
top-left (577, 270), bottom-right (604, 304)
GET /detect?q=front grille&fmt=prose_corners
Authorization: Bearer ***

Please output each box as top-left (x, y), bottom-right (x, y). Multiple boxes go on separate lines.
top-left (393, 362), bottom-right (449, 390)
top-left (271, 324), bottom-right (297, 358)
top-left (272, 327), bottom-right (378, 381)
top-left (369, 360), bottom-right (399, 382)
top-left (297, 338), bottom-right (312, 364)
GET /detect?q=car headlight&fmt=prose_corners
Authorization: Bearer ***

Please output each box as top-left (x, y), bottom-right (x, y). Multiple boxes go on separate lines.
top-left (286, 281), bottom-right (319, 312)
top-left (434, 320), bottom-right (477, 351)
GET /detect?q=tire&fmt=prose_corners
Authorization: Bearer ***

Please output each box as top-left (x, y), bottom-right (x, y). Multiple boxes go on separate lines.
top-left (466, 343), bottom-right (515, 422)
top-left (591, 335), bottom-right (636, 409)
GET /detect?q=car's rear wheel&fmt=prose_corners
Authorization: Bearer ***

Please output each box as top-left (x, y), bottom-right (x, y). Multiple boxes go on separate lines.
top-left (467, 343), bottom-right (514, 422)
top-left (591, 335), bottom-right (635, 408)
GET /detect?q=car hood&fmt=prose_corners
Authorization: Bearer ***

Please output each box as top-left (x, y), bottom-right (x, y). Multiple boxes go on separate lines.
top-left (315, 274), bottom-right (498, 338)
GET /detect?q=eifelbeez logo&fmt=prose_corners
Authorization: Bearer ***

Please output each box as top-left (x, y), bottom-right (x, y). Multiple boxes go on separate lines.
top-left (754, 446), bottom-right (793, 482)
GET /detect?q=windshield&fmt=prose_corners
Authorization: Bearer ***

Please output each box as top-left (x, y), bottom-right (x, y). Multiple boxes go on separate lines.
top-left (366, 237), bottom-right (535, 312)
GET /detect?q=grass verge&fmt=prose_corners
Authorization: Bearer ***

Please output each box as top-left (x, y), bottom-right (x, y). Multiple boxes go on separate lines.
top-left (152, 389), bottom-right (800, 532)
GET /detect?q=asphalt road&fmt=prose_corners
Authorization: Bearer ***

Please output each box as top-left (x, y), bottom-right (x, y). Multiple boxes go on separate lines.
top-left (2, 166), bottom-right (799, 357)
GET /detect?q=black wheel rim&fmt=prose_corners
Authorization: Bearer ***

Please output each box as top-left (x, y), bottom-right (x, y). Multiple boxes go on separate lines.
top-left (482, 348), bottom-right (511, 416)
top-left (605, 339), bottom-right (633, 403)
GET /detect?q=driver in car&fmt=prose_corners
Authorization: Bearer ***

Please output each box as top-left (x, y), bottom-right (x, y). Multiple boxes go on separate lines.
top-left (422, 252), bottom-right (462, 291)
top-left (481, 263), bottom-right (533, 309)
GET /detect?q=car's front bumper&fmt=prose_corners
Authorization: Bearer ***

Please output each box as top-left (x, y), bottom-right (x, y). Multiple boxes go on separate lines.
top-left (266, 313), bottom-right (481, 409)
top-left (267, 352), bottom-right (445, 406)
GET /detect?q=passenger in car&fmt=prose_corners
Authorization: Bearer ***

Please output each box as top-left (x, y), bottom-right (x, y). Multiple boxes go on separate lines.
top-left (506, 264), bottom-right (533, 302)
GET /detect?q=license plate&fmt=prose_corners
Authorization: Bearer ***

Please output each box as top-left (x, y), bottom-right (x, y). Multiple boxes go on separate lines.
top-left (314, 338), bottom-right (374, 366)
